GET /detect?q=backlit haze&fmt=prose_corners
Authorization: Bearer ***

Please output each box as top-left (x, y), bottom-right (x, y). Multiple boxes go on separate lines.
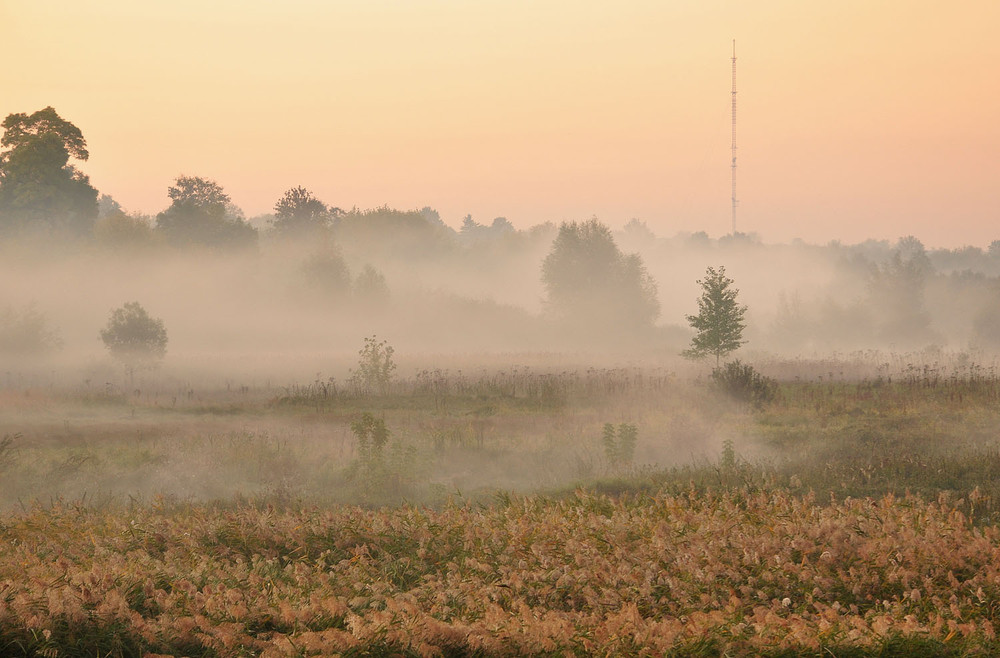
top-left (3, 0), bottom-right (999, 248)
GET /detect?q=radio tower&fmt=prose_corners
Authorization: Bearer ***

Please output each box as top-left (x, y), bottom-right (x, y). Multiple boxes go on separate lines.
top-left (730, 39), bottom-right (738, 236)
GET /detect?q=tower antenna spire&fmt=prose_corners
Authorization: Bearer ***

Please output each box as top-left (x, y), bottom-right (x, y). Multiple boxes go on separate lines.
top-left (731, 39), bottom-right (738, 236)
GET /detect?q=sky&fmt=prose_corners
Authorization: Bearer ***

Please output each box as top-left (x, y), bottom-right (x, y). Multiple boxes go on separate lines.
top-left (2, 1), bottom-right (999, 248)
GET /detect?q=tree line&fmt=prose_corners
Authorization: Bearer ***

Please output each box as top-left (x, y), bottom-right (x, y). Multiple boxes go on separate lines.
top-left (8, 106), bottom-right (1000, 363)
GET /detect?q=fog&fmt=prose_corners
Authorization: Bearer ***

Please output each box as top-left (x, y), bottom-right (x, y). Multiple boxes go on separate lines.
top-left (5, 220), bottom-right (999, 375)
top-left (3, 214), bottom-right (1000, 508)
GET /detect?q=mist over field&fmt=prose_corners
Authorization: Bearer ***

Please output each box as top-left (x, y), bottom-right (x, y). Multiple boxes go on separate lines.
top-left (4, 200), bottom-right (1000, 510)
top-left (4, 220), bottom-right (1000, 380)
top-left (6, 1), bottom-right (1000, 651)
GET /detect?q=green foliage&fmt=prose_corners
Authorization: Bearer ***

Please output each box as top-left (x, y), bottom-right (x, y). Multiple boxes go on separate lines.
top-left (351, 412), bottom-right (390, 464)
top-left (155, 175), bottom-right (257, 248)
top-left (710, 360), bottom-right (777, 409)
top-left (349, 335), bottom-right (397, 396)
top-left (347, 413), bottom-right (419, 503)
top-left (99, 301), bottom-right (168, 373)
top-left (719, 439), bottom-right (737, 470)
top-left (683, 265), bottom-right (747, 364)
top-left (541, 218), bottom-right (659, 333)
top-left (0, 107), bottom-right (98, 235)
top-left (602, 422), bottom-right (638, 470)
top-left (0, 107), bottom-right (88, 159)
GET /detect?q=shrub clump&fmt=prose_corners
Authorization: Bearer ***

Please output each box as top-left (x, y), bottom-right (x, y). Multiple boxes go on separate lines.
top-left (710, 360), bottom-right (778, 408)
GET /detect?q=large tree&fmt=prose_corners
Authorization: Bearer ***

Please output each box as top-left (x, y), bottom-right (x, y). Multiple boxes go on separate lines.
top-left (682, 266), bottom-right (747, 364)
top-left (155, 175), bottom-right (256, 248)
top-left (0, 107), bottom-right (98, 235)
top-left (541, 218), bottom-right (659, 333)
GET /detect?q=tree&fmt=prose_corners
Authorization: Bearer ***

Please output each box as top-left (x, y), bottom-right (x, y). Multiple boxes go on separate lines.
top-left (0, 107), bottom-right (98, 235)
top-left (155, 175), bottom-right (257, 248)
top-left (541, 218), bottom-right (659, 333)
top-left (866, 236), bottom-right (934, 345)
top-left (301, 249), bottom-right (352, 298)
top-left (93, 211), bottom-right (159, 250)
top-left (683, 266), bottom-right (747, 364)
top-left (353, 264), bottom-right (390, 307)
top-left (100, 302), bottom-right (168, 379)
top-left (271, 186), bottom-right (333, 237)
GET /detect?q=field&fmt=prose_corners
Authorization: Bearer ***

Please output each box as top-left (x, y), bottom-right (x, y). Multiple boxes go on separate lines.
top-left (3, 353), bottom-right (1000, 656)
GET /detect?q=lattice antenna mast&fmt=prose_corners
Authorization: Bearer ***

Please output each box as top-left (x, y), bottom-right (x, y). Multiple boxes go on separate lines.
top-left (731, 39), bottom-right (738, 236)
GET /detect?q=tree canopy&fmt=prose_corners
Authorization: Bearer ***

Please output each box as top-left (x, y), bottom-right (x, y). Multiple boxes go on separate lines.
top-left (682, 266), bottom-right (747, 364)
top-left (156, 175), bottom-right (256, 248)
top-left (541, 218), bottom-right (659, 333)
top-left (100, 302), bottom-right (168, 374)
top-left (0, 107), bottom-right (98, 235)
top-left (271, 186), bottom-right (333, 237)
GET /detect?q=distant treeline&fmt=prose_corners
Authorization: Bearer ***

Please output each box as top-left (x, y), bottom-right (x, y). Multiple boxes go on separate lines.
top-left (4, 106), bottom-right (1000, 359)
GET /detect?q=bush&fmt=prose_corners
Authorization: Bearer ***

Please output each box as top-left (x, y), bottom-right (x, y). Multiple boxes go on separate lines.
top-left (710, 360), bottom-right (777, 409)
top-left (99, 302), bottom-right (168, 377)
top-left (348, 335), bottom-right (396, 396)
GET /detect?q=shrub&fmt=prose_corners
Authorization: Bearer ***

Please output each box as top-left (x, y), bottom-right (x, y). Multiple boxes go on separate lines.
top-left (99, 302), bottom-right (168, 378)
top-left (710, 360), bottom-right (777, 409)
top-left (348, 335), bottom-right (396, 395)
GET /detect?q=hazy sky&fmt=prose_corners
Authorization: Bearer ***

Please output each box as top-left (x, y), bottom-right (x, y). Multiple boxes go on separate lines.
top-left (3, 1), bottom-right (998, 247)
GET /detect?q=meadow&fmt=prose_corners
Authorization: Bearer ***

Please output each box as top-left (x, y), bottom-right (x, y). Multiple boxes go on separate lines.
top-left (3, 353), bottom-right (1000, 656)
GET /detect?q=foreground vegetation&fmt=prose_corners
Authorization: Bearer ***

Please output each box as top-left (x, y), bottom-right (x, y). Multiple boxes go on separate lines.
top-left (3, 490), bottom-right (999, 657)
top-left (3, 356), bottom-right (1000, 655)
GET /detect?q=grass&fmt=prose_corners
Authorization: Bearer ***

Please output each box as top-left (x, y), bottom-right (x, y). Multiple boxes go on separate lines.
top-left (3, 356), bottom-right (1000, 654)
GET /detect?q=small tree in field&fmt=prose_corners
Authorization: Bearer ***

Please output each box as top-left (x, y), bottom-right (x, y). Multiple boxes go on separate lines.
top-left (100, 302), bottom-right (168, 381)
top-left (683, 266), bottom-right (747, 365)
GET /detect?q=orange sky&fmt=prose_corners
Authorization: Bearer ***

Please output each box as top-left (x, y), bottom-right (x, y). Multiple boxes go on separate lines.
top-left (3, 1), bottom-right (998, 247)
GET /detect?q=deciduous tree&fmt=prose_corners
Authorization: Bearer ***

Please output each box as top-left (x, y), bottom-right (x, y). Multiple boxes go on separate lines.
top-left (0, 107), bottom-right (98, 235)
top-left (541, 218), bottom-right (659, 333)
top-left (100, 302), bottom-right (168, 380)
top-left (156, 175), bottom-right (256, 248)
top-left (683, 266), bottom-right (747, 364)
top-left (271, 186), bottom-right (334, 237)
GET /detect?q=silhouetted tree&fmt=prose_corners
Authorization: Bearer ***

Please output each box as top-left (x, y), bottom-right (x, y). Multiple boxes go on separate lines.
top-left (0, 107), bottom-right (98, 235)
top-left (541, 218), bottom-right (659, 333)
top-left (156, 175), bottom-right (256, 248)
top-left (683, 266), bottom-right (747, 364)
top-left (271, 186), bottom-right (333, 237)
